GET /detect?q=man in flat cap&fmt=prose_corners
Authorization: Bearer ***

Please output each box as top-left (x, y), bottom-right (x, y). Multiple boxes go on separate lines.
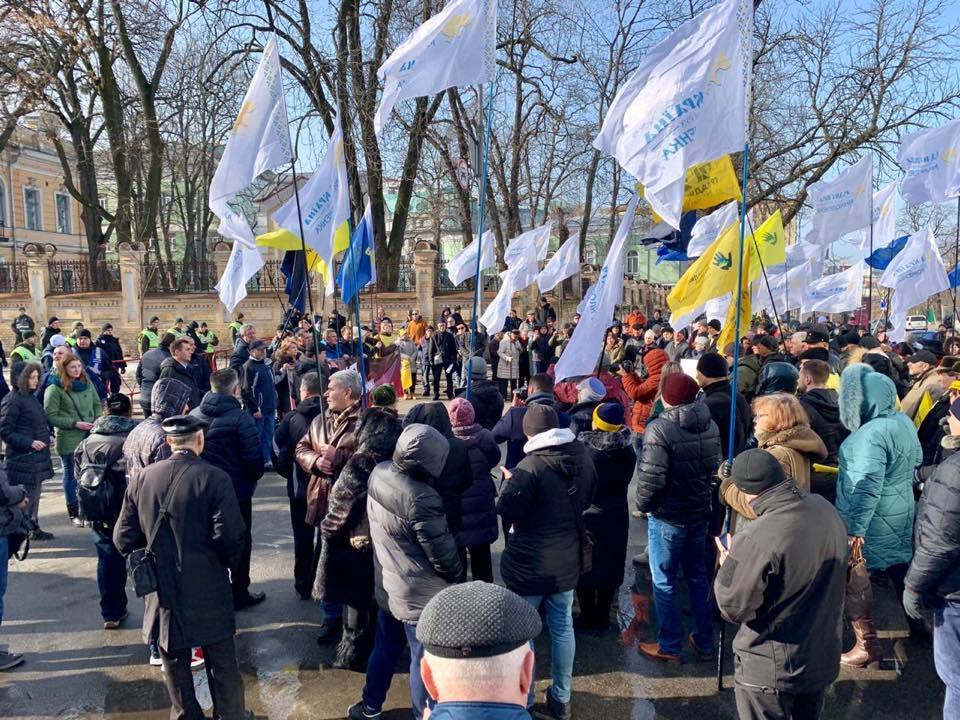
top-left (715, 449), bottom-right (847, 720)
top-left (416, 581), bottom-right (542, 719)
top-left (114, 414), bottom-right (247, 719)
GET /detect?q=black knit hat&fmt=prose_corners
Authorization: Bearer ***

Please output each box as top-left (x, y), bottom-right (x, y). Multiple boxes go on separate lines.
top-left (731, 448), bottom-right (787, 495)
top-left (798, 347), bottom-right (829, 362)
top-left (416, 581), bottom-right (542, 659)
top-left (708, 319), bottom-right (722, 332)
top-left (756, 335), bottom-right (779, 352)
top-left (523, 404), bottom-right (559, 437)
top-left (696, 352), bottom-right (728, 379)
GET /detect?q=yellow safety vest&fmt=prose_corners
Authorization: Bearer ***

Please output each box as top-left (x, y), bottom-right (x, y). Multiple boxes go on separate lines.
top-left (167, 327), bottom-right (186, 338)
top-left (11, 345), bottom-right (39, 362)
top-left (138, 328), bottom-right (160, 349)
top-left (197, 331), bottom-right (218, 353)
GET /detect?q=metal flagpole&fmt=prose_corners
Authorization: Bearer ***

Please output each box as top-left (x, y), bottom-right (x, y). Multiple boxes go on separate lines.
top-left (953, 197), bottom-right (959, 326)
top-left (466, 81), bottom-right (496, 402)
top-left (346, 216), bottom-right (369, 407)
top-left (746, 216), bottom-right (785, 340)
top-left (718, 142), bottom-right (752, 693)
top-left (868, 171), bottom-right (875, 331)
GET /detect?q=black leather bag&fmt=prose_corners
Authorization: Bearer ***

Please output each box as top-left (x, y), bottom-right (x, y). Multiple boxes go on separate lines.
top-left (128, 467), bottom-right (188, 598)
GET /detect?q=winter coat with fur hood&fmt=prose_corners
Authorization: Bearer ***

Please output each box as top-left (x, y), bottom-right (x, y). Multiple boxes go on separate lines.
top-left (315, 409), bottom-right (402, 606)
top-left (497, 428), bottom-right (597, 596)
top-left (836, 363), bottom-right (922, 571)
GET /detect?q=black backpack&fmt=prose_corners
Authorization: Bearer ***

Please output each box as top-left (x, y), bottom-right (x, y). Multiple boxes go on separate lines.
top-left (77, 460), bottom-right (116, 524)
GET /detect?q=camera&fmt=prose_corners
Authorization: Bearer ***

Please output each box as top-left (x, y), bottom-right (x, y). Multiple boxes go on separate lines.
top-left (621, 359), bottom-right (635, 374)
top-left (514, 386), bottom-right (528, 402)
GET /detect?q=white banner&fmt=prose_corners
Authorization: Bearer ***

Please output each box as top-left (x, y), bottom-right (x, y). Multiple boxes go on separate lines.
top-left (537, 235), bottom-right (580, 293)
top-left (445, 230), bottom-right (496, 286)
top-left (753, 260), bottom-right (812, 314)
top-left (879, 227), bottom-right (949, 341)
top-left (802, 262), bottom-right (865, 315)
top-left (210, 35), bottom-right (292, 311)
top-left (480, 254), bottom-right (539, 334)
top-left (503, 222), bottom-right (553, 266)
top-left (687, 201), bottom-right (739, 258)
top-left (375, 0), bottom-right (496, 135)
top-left (898, 119), bottom-right (960, 206)
top-left (555, 195), bottom-right (639, 381)
top-left (805, 155), bottom-right (873, 247)
top-left (593, 0), bottom-right (753, 228)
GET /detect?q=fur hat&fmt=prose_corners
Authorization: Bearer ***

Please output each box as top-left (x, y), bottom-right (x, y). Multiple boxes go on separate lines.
top-left (447, 396), bottom-right (476, 428)
top-left (371, 384), bottom-right (397, 408)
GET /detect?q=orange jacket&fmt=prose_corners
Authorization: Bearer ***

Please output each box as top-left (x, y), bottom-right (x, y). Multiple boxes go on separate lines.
top-left (620, 349), bottom-right (668, 433)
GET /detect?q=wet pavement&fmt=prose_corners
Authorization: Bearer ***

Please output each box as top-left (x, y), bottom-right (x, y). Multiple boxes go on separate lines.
top-left (0, 469), bottom-right (946, 719)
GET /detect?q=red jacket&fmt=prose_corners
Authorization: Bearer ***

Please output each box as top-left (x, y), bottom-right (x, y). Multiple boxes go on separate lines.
top-left (620, 349), bottom-right (668, 433)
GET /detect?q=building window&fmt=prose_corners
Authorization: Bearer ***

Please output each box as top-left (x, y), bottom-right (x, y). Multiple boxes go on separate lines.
top-left (585, 246), bottom-right (597, 264)
top-left (56, 193), bottom-right (71, 234)
top-left (625, 250), bottom-right (640, 276)
top-left (24, 187), bottom-right (41, 231)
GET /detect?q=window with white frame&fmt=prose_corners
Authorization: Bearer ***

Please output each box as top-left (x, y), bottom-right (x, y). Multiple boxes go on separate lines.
top-left (585, 246), bottom-right (597, 265)
top-left (625, 249), bottom-right (640, 276)
top-left (55, 193), bottom-right (71, 234)
top-left (24, 187), bottom-right (41, 231)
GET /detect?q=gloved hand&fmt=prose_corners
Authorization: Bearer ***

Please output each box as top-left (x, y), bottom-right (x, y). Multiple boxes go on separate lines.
top-left (718, 460), bottom-right (733, 481)
top-left (903, 587), bottom-right (926, 622)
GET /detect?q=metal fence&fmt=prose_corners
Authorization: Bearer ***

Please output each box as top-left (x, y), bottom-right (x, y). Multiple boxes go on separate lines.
top-left (435, 260), bottom-right (500, 294)
top-left (0, 263), bottom-right (28, 294)
top-left (48, 260), bottom-right (120, 293)
top-left (144, 260), bottom-right (218, 293)
top-left (247, 259), bottom-right (284, 294)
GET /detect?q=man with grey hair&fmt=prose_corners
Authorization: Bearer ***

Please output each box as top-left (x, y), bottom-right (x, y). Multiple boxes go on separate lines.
top-left (415, 582), bottom-right (542, 720)
top-left (229, 323), bottom-right (257, 373)
top-left (114, 414), bottom-right (247, 718)
top-left (296, 369), bottom-right (363, 640)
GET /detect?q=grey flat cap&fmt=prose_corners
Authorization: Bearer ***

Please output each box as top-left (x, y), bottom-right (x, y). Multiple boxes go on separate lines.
top-left (416, 581), bottom-right (542, 659)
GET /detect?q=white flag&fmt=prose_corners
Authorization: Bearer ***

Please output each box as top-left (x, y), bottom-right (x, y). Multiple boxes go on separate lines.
top-left (687, 201), bottom-right (739, 257)
top-left (802, 262), bottom-right (865, 315)
top-left (446, 230), bottom-right (496, 286)
top-left (670, 294), bottom-right (729, 331)
top-left (753, 261), bottom-right (812, 314)
top-left (784, 241), bottom-right (820, 269)
top-left (273, 109), bottom-right (351, 291)
top-left (805, 155), bottom-right (873, 247)
top-left (375, 0), bottom-right (496, 136)
top-left (858, 182), bottom-right (899, 255)
top-left (210, 35), bottom-right (292, 311)
top-left (594, 0), bottom-right (753, 228)
top-left (480, 255), bottom-right (538, 333)
top-left (879, 227), bottom-right (949, 341)
top-left (576, 283), bottom-right (595, 316)
top-left (537, 235), bottom-right (581, 293)
top-left (503, 222), bottom-right (552, 266)
top-left (555, 195), bottom-right (639, 381)
top-left (898, 119), bottom-right (960, 206)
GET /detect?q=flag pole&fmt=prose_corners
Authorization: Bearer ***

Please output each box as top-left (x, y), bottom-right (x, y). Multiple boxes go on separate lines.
top-left (718, 142), bottom-right (751, 694)
top-left (953, 196), bottom-right (959, 327)
top-left (868, 171), bottom-right (875, 332)
top-left (346, 216), bottom-right (369, 408)
top-left (467, 80), bottom-right (496, 402)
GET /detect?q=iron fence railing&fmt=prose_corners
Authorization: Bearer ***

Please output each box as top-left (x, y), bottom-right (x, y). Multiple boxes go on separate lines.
top-left (0, 262), bottom-right (28, 294)
top-left (48, 260), bottom-right (120, 293)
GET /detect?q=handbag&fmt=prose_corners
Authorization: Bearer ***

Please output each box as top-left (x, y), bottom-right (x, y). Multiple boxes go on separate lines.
top-left (127, 466), bottom-right (190, 598)
top-left (845, 539), bottom-right (873, 620)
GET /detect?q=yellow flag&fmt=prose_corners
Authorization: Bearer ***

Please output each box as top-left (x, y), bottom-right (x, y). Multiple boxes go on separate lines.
top-left (256, 222), bottom-right (351, 286)
top-left (639, 155), bottom-right (742, 224)
top-left (717, 253), bottom-right (752, 351)
top-left (746, 210), bottom-right (786, 282)
top-left (667, 220), bottom-right (742, 318)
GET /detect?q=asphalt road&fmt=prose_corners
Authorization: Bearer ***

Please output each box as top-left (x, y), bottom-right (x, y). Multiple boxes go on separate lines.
top-left (0, 467), bottom-right (947, 719)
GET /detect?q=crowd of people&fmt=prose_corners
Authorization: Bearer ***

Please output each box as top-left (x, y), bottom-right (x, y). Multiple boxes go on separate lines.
top-left (1, 299), bottom-right (960, 720)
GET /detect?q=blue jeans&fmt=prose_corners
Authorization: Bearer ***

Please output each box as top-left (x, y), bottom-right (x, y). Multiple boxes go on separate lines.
top-left (0, 536), bottom-right (7, 626)
top-left (362, 609), bottom-right (430, 719)
top-left (255, 415), bottom-right (276, 465)
top-left (646, 516), bottom-right (714, 655)
top-left (935, 600), bottom-right (960, 720)
top-left (522, 591), bottom-right (575, 705)
top-left (61, 453), bottom-right (77, 507)
top-left (93, 529), bottom-right (127, 621)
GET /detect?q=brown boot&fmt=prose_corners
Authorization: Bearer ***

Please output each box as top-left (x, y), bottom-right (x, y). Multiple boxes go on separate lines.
top-left (840, 617), bottom-right (883, 668)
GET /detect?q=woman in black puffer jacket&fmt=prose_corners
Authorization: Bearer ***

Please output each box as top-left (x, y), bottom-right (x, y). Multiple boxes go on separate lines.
top-left (315, 408), bottom-right (402, 671)
top-left (0, 362), bottom-right (54, 539)
top-left (447, 397), bottom-right (500, 582)
top-left (577, 403), bottom-right (635, 632)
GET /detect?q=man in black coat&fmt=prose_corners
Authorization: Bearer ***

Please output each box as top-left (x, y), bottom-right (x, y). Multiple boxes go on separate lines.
top-left (124, 378), bottom-right (193, 485)
top-left (114, 414), bottom-right (247, 720)
top-left (159, 336), bottom-right (202, 410)
top-left (136, 333), bottom-right (175, 417)
top-left (635, 373), bottom-right (721, 664)
top-left (905, 397), bottom-right (960, 719)
top-left (535, 297), bottom-right (556, 327)
top-left (715, 450), bottom-right (847, 720)
top-left (492, 373), bottom-right (571, 470)
top-left (190, 368), bottom-right (265, 609)
top-left (496, 404), bottom-right (596, 718)
top-left (454, 357), bottom-right (505, 430)
top-left (695, 353), bottom-right (752, 458)
top-left (10, 306), bottom-right (34, 345)
top-left (798, 358), bottom-right (848, 503)
top-left (272, 371), bottom-right (326, 600)
top-left (229, 323), bottom-right (257, 373)
top-left (95, 324), bottom-right (126, 395)
top-left (428, 321), bottom-right (458, 400)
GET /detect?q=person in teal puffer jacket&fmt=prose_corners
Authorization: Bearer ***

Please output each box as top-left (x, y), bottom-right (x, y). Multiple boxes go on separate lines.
top-left (836, 362), bottom-right (923, 668)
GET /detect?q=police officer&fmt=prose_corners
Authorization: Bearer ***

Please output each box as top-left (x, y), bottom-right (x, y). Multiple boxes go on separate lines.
top-left (114, 414), bottom-right (247, 719)
top-left (9, 331), bottom-right (39, 387)
top-left (138, 316), bottom-right (161, 357)
top-left (167, 318), bottom-right (187, 339)
top-left (229, 313), bottom-right (245, 346)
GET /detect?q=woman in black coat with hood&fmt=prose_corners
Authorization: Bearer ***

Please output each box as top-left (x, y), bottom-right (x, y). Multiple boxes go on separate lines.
top-left (0, 362), bottom-right (55, 539)
top-left (402, 401), bottom-right (472, 534)
top-left (576, 403), bottom-right (636, 632)
top-left (315, 408), bottom-right (402, 670)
